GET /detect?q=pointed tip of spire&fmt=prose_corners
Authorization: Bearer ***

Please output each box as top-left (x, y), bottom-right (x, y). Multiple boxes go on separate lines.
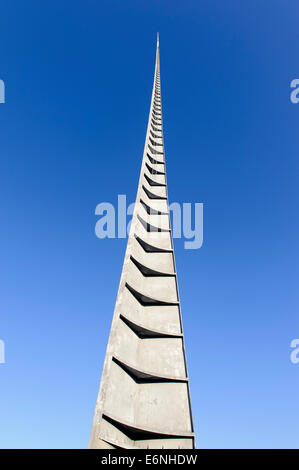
top-left (157, 32), bottom-right (159, 47)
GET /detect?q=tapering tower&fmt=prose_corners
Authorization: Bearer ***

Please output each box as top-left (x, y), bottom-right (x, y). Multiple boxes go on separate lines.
top-left (89, 35), bottom-right (195, 449)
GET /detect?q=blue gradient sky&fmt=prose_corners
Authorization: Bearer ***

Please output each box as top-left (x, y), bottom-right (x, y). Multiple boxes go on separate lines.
top-left (0, 0), bottom-right (299, 448)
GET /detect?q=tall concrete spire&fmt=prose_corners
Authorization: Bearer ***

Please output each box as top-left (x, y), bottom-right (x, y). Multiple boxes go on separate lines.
top-left (89, 37), bottom-right (195, 449)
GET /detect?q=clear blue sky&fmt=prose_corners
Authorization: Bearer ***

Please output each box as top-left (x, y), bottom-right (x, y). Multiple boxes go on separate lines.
top-left (0, 0), bottom-right (298, 449)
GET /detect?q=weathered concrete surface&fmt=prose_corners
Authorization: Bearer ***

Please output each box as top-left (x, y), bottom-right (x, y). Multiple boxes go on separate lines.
top-left (89, 34), bottom-right (195, 450)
